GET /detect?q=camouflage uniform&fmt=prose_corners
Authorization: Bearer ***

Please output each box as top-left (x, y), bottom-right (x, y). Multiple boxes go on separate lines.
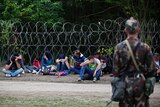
top-left (113, 38), bottom-right (155, 107)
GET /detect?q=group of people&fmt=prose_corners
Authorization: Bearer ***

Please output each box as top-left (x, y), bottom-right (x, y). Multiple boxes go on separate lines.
top-left (1, 17), bottom-right (159, 107)
top-left (3, 49), bottom-right (104, 82)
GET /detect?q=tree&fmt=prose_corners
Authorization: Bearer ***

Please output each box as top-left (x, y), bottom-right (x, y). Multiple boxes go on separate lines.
top-left (1, 0), bottom-right (160, 23)
top-left (63, 0), bottom-right (160, 23)
top-left (1, 0), bottom-right (64, 23)
top-left (105, 0), bottom-right (160, 21)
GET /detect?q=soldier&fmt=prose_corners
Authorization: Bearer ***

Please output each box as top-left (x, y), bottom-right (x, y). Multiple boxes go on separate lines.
top-left (113, 17), bottom-right (155, 107)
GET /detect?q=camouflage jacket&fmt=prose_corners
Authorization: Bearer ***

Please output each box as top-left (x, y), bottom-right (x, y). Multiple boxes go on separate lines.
top-left (113, 38), bottom-right (155, 77)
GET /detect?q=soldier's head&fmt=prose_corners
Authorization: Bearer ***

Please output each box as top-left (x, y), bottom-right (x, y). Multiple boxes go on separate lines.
top-left (124, 17), bottom-right (141, 35)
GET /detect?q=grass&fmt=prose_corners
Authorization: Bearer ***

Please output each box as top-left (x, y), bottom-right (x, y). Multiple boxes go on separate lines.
top-left (0, 95), bottom-right (119, 107)
top-left (0, 95), bottom-right (160, 107)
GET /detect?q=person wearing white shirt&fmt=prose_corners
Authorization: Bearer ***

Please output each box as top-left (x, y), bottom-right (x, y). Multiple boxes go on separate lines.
top-left (78, 56), bottom-right (102, 82)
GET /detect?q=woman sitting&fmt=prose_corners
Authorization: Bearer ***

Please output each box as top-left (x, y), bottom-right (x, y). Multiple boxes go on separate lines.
top-left (40, 51), bottom-right (56, 75)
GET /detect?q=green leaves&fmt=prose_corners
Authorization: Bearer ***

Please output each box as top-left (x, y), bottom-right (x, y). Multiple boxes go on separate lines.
top-left (1, 0), bottom-right (160, 23)
top-left (1, 0), bottom-right (64, 23)
top-left (0, 20), bottom-right (14, 44)
top-left (97, 47), bottom-right (114, 57)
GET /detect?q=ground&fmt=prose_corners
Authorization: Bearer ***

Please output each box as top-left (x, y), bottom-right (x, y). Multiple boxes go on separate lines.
top-left (0, 71), bottom-right (160, 107)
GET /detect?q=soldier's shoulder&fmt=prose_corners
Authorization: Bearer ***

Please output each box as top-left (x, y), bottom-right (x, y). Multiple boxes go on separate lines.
top-left (139, 42), bottom-right (151, 49)
top-left (115, 40), bottom-right (126, 49)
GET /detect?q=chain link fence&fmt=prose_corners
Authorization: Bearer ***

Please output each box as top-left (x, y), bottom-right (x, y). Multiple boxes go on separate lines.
top-left (0, 18), bottom-right (160, 65)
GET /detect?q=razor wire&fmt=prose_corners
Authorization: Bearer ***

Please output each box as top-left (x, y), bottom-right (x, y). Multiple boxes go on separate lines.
top-left (0, 18), bottom-right (160, 65)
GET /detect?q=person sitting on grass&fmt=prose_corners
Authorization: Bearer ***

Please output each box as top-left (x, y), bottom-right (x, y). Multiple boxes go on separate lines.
top-left (42, 51), bottom-right (52, 67)
top-left (153, 53), bottom-right (160, 82)
top-left (78, 55), bottom-right (102, 82)
top-left (40, 51), bottom-right (56, 75)
top-left (3, 53), bottom-right (24, 77)
top-left (70, 50), bottom-right (87, 74)
top-left (26, 56), bottom-right (42, 74)
top-left (56, 52), bottom-right (70, 74)
top-left (42, 52), bottom-right (69, 76)
top-left (11, 48), bottom-right (25, 73)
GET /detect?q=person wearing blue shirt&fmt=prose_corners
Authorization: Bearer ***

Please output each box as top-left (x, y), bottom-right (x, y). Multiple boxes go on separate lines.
top-left (70, 50), bottom-right (87, 74)
top-left (39, 51), bottom-right (56, 75)
top-left (3, 53), bottom-right (24, 77)
top-left (42, 51), bottom-right (52, 67)
top-left (56, 53), bottom-right (70, 73)
top-left (11, 48), bottom-right (25, 72)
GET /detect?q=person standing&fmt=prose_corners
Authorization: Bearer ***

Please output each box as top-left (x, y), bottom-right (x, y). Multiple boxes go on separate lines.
top-left (113, 17), bottom-right (155, 107)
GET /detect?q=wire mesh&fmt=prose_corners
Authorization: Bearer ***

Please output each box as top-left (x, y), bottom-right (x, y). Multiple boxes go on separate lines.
top-left (0, 18), bottom-right (159, 64)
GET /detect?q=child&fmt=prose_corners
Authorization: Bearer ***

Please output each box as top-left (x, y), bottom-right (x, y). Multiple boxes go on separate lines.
top-left (26, 57), bottom-right (41, 73)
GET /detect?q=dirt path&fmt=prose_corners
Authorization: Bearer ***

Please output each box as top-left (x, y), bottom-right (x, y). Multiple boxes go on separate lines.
top-left (0, 81), bottom-right (160, 101)
top-left (0, 81), bottom-right (111, 100)
top-left (0, 81), bottom-right (110, 93)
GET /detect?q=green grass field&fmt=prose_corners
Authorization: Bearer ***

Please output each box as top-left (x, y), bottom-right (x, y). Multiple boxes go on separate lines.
top-left (0, 95), bottom-right (160, 107)
top-left (0, 95), bottom-right (118, 107)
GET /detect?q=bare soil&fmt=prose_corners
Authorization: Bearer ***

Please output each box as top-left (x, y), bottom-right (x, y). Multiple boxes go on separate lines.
top-left (0, 71), bottom-right (160, 107)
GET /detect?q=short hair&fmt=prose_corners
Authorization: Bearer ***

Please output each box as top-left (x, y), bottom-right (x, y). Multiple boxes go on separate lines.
top-left (93, 52), bottom-right (100, 55)
top-left (74, 49), bottom-right (81, 56)
top-left (88, 56), bottom-right (94, 60)
top-left (35, 56), bottom-right (41, 61)
top-left (74, 49), bottom-right (80, 54)
top-left (10, 53), bottom-right (19, 62)
top-left (11, 55), bottom-right (16, 62)
top-left (154, 53), bottom-right (160, 57)
top-left (13, 53), bottom-right (19, 57)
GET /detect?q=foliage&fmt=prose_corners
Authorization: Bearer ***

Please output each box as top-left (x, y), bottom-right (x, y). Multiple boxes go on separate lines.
top-left (0, 0), bottom-right (160, 23)
top-left (144, 35), bottom-right (153, 48)
top-left (0, 20), bottom-right (14, 44)
top-left (63, 0), bottom-right (160, 23)
top-left (98, 47), bottom-right (114, 57)
top-left (104, 0), bottom-right (160, 21)
top-left (14, 47), bottom-right (27, 55)
top-left (0, 0), bottom-right (64, 23)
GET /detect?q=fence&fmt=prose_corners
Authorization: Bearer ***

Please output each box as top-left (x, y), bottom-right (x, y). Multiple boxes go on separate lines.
top-left (0, 18), bottom-right (160, 64)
